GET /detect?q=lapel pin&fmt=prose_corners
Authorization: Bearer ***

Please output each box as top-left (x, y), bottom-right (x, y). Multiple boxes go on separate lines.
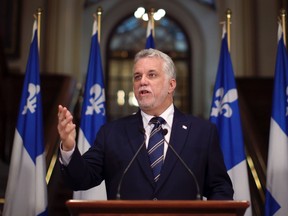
top-left (182, 125), bottom-right (187, 130)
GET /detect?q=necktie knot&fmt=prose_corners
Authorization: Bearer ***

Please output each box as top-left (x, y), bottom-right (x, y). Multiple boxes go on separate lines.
top-left (149, 116), bottom-right (166, 128)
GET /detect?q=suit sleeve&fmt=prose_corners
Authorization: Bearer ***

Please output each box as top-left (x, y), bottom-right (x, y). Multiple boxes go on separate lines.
top-left (59, 126), bottom-right (105, 191)
top-left (203, 124), bottom-right (234, 200)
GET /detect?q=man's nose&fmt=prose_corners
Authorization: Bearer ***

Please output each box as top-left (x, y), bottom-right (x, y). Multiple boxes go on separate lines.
top-left (140, 75), bottom-right (148, 84)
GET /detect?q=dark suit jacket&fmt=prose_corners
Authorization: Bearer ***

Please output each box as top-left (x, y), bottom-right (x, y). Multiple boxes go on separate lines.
top-left (61, 107), bottom-right (233, 200)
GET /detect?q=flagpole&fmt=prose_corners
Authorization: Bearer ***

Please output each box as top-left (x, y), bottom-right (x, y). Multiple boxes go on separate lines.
top-left (280, 9), bottom-right (286, 46)
top-left (36, 8), bottom-right (42, 51)
top-left (97, 6), bottom-right (102, 43)
top-left (226, 9), bottom-right (232, 51)
top-left (149, 8), bottom-right (155, 37)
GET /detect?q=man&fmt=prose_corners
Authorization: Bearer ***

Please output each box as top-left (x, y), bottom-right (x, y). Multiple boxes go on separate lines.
top-left (58, 48), bottom-right (233, 200)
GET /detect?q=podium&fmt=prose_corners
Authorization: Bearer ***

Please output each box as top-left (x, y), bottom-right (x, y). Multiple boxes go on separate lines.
top-left (66, 200), bottom-right (249, 216)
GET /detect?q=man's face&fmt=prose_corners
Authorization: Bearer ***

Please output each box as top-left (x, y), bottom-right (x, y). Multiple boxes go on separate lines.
top-left (133, 57), bottom-right (176, 115)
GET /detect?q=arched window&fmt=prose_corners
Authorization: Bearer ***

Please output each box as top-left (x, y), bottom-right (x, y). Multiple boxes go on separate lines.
top-left (106, 15), bottom-right (190, 120)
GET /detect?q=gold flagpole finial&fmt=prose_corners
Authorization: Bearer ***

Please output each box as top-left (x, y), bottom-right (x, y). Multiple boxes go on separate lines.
top-left (280, 9), bottom-right (286, 46)
top-left (36, 8), bottom-right (43, 51)
top-left (97, 6), bottom-right (103, 43)
top-left (149, 8), bottom-right (155, 37)
top-left (226, 9), bottom-right (232, 51)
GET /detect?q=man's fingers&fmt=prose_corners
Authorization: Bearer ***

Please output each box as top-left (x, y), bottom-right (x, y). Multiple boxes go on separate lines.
top-left (64, 123), bottom-right (76, 133)
top-left (57, 105), bottom-right (76, 150)
top-left (58, 117), bottom-right (74, 134)
top-left (58, 122), bottom-right (75, 140)
top-left (61, 115), bottom-right (73, 126)
top-left (57, 105), bottom-right (75, 137)
top-left (58, 106), bottom-right (73, 124)
top-left (58, 105), bottom-right (68, 119)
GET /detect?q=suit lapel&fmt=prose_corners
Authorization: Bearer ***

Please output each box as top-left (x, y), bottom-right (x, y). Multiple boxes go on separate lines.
top-left (125, 111), bottom-right (155, 186)
top-left (155, 108), bottom-right (190, 192)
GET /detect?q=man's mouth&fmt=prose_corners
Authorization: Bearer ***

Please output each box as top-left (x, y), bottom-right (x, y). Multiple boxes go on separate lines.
top-left (139, 90), bottom-right (150, 96)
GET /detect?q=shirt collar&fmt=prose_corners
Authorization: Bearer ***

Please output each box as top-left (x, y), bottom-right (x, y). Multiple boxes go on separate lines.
top-left (141, 104), bottom-right (174, 130)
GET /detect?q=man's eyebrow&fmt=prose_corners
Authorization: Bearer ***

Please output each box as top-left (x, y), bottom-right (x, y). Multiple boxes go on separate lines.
top-left (148, 69), bottom-right (157, 73)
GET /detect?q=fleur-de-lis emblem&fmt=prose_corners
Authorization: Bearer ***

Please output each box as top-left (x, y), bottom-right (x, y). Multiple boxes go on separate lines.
top-left (22, 83), bottom-right (40, 114)
top-left (210, 87), bottom-right (238, 118)
top-left (85, 84), bottom-right (106, 116)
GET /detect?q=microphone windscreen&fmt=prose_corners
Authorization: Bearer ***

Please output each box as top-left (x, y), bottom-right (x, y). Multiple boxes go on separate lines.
top-left (162, 128), bottom-right (168, 136)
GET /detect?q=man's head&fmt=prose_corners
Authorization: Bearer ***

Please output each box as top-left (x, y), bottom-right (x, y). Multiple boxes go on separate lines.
top-left (133, 49), bottom-right (177, 116)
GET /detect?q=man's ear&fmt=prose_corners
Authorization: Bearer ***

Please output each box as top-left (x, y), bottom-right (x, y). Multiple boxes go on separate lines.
top-left (168, 79), bottom-right (176, 94)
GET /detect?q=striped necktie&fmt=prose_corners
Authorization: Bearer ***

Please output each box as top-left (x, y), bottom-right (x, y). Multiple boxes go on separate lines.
top-left (148, 116), bottom-right (165, 182)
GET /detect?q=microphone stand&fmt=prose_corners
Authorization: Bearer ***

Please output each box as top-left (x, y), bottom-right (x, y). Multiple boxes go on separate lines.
top-left (116, 129), bottom-right (146, 200)
top-left (162, 129), bottom-right (202, 200)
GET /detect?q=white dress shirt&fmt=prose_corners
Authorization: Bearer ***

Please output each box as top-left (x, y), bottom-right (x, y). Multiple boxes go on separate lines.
top-left (141, 104), bottom-right (174, 160)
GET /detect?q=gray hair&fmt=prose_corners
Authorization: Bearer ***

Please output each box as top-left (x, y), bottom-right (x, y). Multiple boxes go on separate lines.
top-left (134, 49), bottom-right (176, 79)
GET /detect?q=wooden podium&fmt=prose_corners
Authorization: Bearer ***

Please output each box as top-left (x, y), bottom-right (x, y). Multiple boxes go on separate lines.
top-left (66, 200), bottom-right (249, 216)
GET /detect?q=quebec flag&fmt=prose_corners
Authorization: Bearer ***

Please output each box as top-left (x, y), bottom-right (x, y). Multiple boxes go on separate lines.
top-left (145, 19), bottom-right (155, 49)
top-left (209, 25), bottom-right (251, 216)
top-left (3, 20), bottom-right (48, 216)
top-left (265, 24), bottom-right (288, 216)
top-left (73, 19), bottom-right (107, 200)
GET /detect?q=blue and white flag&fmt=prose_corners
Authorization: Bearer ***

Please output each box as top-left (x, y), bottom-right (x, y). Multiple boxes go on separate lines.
top-left (73, 19), bottom-right (107, 200)
top-left (3, 20), bottom-right (48, 216)
top-left (209, 25), bottom-right (251, 215)
top-left (145, 19), bottom-right (155, 49)
top-left (265, 24), bottom-right (288, 216)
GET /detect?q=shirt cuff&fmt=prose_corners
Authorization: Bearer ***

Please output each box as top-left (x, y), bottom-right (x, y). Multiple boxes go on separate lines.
top-left (59, 141), bottom-right (75, 166)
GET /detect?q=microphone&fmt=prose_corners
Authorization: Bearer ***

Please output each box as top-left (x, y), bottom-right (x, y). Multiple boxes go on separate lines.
top-left (162, 128), bottom-right (202, 200)
top-left (116, 128), bottom-right (146, 200)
